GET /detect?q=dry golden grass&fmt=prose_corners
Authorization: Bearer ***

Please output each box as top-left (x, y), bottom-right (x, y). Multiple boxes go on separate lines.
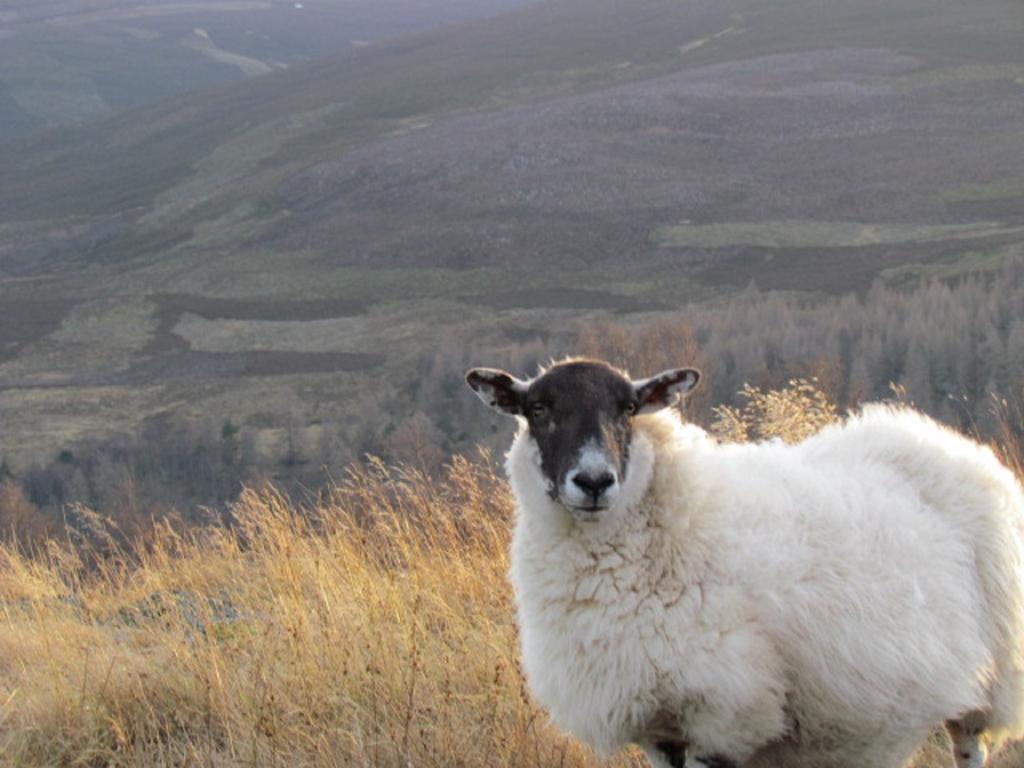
top-left (0, 456), bottom-right (640, 767)
top-left (710, 378), bottom-right (838, 444)
top-left (1, 386), bottom-right (1023, 767)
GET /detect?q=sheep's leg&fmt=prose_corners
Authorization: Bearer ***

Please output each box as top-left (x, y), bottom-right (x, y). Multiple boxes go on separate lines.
top-left (651, 739), bottom-right (687, 768)
top-left (946, 712), bottom-right (990, 768)
top-left (648, 741), bottom-right (738, 768)
top-left (689, 757), bottom-right (738, 768)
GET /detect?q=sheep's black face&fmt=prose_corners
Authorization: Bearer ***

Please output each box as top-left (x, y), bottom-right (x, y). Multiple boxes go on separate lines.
top-left (466, 359), bottom-right (700, 517)
top-left (522, 363), bottom-right (635, 512)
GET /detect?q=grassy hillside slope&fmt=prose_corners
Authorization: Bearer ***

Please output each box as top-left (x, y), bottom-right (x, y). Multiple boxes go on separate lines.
top-left (0, 0), bottom-right (536, 142)
top-left (2, 0), bottom-right (1024, 470)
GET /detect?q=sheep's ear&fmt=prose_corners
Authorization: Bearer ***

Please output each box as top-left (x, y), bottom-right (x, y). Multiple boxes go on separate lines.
top-left (633, 368), bottom-right (701, 414)
top-left (466, 368), bottom-right (529, 416)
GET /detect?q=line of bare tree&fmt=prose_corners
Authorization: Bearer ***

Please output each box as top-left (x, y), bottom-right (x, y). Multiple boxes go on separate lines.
top-left (5, 259), bottom-right (1024, 549)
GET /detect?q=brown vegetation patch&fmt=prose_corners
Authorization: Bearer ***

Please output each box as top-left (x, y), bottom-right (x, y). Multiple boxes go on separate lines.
top-left (690, 245), bottom-right (897, 293)
top-left (237, 350), bottom-right (383, 376)
top-left (462, 288), bottom-right (665, 313)
top-left (119, 351), bottom-right (384, 384)
top-left (0, 298), bottom-right (75, 364)
top-left (690, 234), bottom-right (1024, 293)
top-left (503, 326), bottom-right (552, 343)
top-left (154, 293), bottom-right (368, 322)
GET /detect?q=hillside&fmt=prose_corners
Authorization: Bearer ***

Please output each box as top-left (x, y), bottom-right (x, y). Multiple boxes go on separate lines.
top-left (2, 0), bottom-right (1024, 471)
top-left (0, 0), bottom-right (535, 141)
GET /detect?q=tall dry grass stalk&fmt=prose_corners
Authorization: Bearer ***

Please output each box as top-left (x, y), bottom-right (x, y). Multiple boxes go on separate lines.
top-left (0, 454), bottom-right (642, 767)
top-left (1, 385), bottom-right (1022, 767)
top-left (710, 379), bottom-right (838, 444)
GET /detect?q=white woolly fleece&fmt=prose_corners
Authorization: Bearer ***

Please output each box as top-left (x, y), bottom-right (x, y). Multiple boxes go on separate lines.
top-left (505, 405), bottom-right (1024, 768)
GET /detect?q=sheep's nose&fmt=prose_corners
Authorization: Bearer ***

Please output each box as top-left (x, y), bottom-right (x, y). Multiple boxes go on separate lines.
top-left (572, 471), bottom-right (616, 498)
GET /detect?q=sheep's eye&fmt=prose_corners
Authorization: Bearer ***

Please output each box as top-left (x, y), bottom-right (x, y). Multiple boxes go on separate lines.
top-left (624, 401), bottom-right (638, 416)
top-left (529, 403), bottom-right (548, 419)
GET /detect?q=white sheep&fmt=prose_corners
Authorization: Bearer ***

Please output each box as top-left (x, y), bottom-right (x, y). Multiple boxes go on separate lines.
top-left (465, 358), bottom-right (1024, 768)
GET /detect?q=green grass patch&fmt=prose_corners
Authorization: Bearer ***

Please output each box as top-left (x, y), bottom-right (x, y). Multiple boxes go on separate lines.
top-left (889, 64), bottom-right (1024, 87)
top-left (654, 220), bottom-right (1020, 249)
top-left (880, 243), bottom-right (1024, 285)
top-left (938, 178), bottom-right (1024, 204)
top-left (462, 287), bottom-right (667, 313)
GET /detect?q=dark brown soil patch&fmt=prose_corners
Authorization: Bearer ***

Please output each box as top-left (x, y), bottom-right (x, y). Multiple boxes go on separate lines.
top-left (691, 232), bottom-right (1024, 293)
top-left (117, 350), bottom-right (384, 385)
top-left (0, 299), bottom-right (75, 364)
top-left (462, 288), bottom-right (665, 313)
top-left (154, 294), bottom-right (368, 322)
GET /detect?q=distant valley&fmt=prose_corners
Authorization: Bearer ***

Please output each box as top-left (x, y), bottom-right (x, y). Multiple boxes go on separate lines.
top-left (0, 0), bottom-right (535, 141)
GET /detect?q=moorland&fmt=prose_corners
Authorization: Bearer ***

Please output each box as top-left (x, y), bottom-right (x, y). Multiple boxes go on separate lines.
top-left (2, 0), bottom-right (1024, 520)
